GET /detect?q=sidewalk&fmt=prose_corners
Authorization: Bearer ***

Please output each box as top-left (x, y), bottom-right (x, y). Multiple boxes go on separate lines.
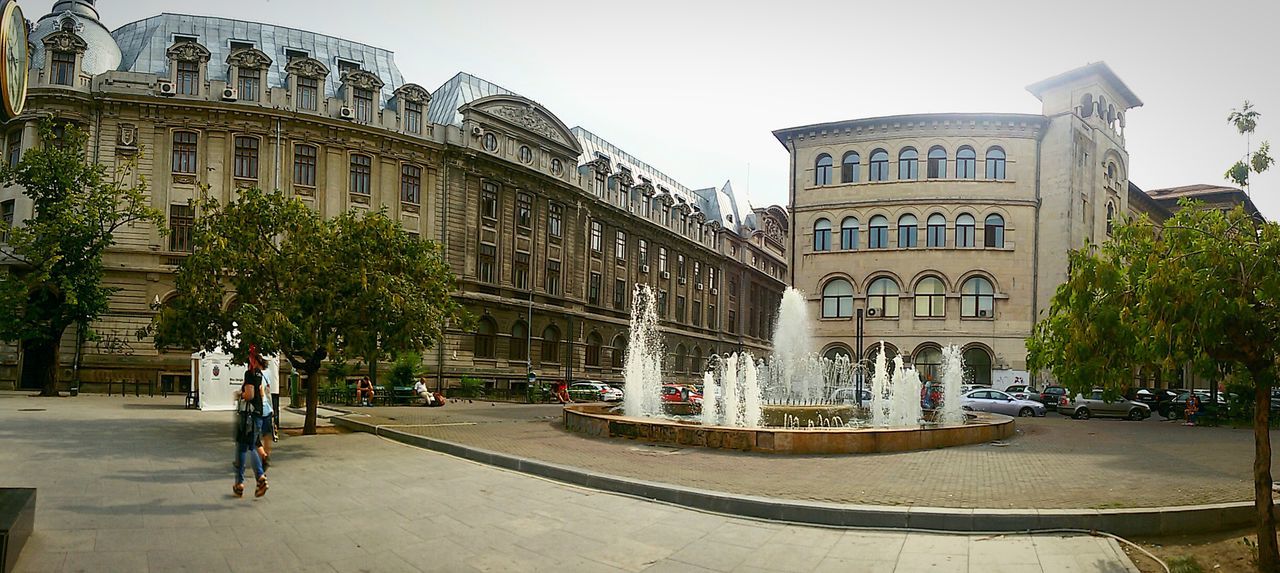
top-left (0, 393), bottom-right (1138, 572)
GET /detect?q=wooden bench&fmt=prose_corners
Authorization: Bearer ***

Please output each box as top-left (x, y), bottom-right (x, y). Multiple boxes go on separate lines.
top-left (0, 488), bottom-right (35, 573)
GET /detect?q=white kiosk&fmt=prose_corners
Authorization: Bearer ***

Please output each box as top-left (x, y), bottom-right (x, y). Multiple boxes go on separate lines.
top-left (192, 347), bottom-right (280, 411)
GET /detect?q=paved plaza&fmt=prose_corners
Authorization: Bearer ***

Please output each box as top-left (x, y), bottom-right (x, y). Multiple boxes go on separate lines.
top-left (344, 400), bottom-right (1277, 509)
top-left (0, 392), bottom-right (1141, 572)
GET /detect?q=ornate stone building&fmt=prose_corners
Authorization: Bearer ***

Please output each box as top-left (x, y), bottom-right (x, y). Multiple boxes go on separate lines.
top-left (0, 2), bottom-right (788, 392)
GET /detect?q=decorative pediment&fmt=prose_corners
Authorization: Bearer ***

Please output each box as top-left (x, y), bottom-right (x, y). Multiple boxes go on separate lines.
top-left (43, 29), bottom-right (87, 54)
top-left (462, 95), bottom-right (582, 155)
top-left (341, 69), bottom-right (384, 91)
top-left (656, 193), bottom-right (675, 206)
top-left (393, 83), bottom-right (430, 104)
top-left (705, 220), bottom-right (723, 231)
top-left (166, 40), bottom-right (210, 63)
top-left (690, 211), bottom-right (707, 223)
top-left (284, 56), bottom-right (328, 79)
top-left (632, 181), bottom-right (654, 196)
top-left (764, 216), bottom-right (784, 244)
top-left (614, 167), bottom-right (634, 188)
top-left (586, 156), bottom-right (611, 176)
top-left (226, 48), bottom-right (272, 69)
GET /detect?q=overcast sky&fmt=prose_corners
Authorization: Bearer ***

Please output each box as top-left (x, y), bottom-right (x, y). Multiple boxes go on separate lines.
top-left (48, 0), bottom-right (1280, 218)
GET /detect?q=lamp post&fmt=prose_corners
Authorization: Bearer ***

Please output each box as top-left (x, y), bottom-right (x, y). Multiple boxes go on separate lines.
top-left (855, 308), bottom-right (865, 399)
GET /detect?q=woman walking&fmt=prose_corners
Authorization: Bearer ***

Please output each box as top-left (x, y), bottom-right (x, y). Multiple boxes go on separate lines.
top-left (233, 364), bottom-right (269, 498)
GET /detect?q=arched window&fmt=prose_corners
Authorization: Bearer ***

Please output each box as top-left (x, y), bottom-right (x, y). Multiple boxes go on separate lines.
top-left (673, 344), bottom-right (687, 374)
top-left (510, 321), bottom-right (528, 362)
top-left (869, 149), bottom-right (889, 181)
top-left (841, 152), bottom-right (860, 183)
top-left (1079, 93), bottom-right (1094, 118)
top-left (1106, 162), bottom-right (1117, 182)
top-left (897, 214), bottom-right (918, 248)
top-left (984, 214), bottom-right (1005, 248)
top-left (955, 213), bottom-right (975, 247)
top-left (840, 217), bottom-right (859, 250)
top-left (612, 336), bottom-right (627, 368)
top-left (914, 346), bottom-right (944, 383)
top-left (866, 344), bottom-right (898, 379)
top-left (585, 332), bottom-right (603, 367)
top-left (541, 325), bottom-right (560, 364)
top-left (961, 277), bottom-right (994, 318)
top-left (897, 148), bottom-right (918, 180)
top-left (869, 215), bottom-right (889, 249)
top-left (914, 276), bottom-right (945, 318)
top-left (474, 317), bottom-right (496, 359)
top-left (867, 277), bottom-right (900, 318)
top-left (822, 279), bottom-right (854, 319)
top-left (926, 213), bottom-right (946, 247)
top-left (956, 147), bottom-right (976, 179)
top-left (963, 347), bottom-right (993, 386)
top-left (1106, 201), bottom-right (1116, 235)
top-left (985, 147), bottom-right (1006, 180)
top-left (692, 347), bottom-right (703, 375)
top-left (813, 218), bottom-right (832, 251)
top-left (815, 154), bottom-right (833, 186)
top-left (927, 146), bottom-right (947, 179)
top-left (823, 345), bottom-right (851, 363)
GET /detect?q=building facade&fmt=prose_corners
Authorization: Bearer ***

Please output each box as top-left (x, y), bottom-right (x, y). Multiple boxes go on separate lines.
top-left (774, 63), bottom-right (1142, 385)
top-left (0, 1), bottom-right (789, 392)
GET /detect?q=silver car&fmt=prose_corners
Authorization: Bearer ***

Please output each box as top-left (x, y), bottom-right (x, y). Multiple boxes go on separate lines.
top-left (1058, 389), bottom-right (1150, 420)
top-left (830, 387), bottom-right (871, 409)
top-left (961, 389), bottom-right (1046, 417)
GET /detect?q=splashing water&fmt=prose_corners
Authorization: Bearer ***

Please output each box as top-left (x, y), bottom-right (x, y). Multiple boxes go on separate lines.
top-left (938, 345), bottom-right (966, 425)
top-left (623, 284), bottom-right (664, 419)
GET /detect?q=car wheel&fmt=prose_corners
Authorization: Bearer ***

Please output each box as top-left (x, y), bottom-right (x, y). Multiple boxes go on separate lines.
top-left (1018, 407), bottom-right (1033, 417)
top-left (1128, 408), bottom-right (1145, 421)
top-left (1075, 408), bottom-right (1091, 420)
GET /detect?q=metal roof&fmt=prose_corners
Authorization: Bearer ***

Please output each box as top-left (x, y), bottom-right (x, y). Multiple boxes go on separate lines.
top-left (111, 13), bottom-right (405, 102)
top-left (426, 71), bottom-right (515, 127)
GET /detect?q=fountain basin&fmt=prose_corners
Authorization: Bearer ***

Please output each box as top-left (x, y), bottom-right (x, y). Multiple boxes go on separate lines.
top-left (563, 404), bottom-right (1015, 455)
top-left (760, 405), bottom-right (856, 427)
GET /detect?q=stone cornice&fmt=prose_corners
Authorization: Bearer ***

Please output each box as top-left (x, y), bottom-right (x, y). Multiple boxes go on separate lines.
top-left (774, 113), bottom-right (1047, 147)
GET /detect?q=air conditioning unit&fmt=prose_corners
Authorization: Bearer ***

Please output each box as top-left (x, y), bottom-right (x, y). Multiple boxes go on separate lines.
top-left (157, 81), bottom-right (176, 96)
top-left (710, 288), bottom-right (719, 296)
top-left (867, 308), bottom-right (878, 317)
top-left (221, 87), bottom-right (238, 101)
top-left (639, 264), bottom-right (649, 273)
top-left (678, 277), bottom-right (687, 285)
top-left (695, 283), bottom-right (703, 290)
top-left (979, 309), bottom-right (989, 318)
top-left (661, 271), bottom-right (671, 280)
top-left (339, 106), bottom-right (355, 120)
top-left (470, 125), bottom-right (484, 136)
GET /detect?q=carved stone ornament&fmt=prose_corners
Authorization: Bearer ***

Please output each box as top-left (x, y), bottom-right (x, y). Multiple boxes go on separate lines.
top-left (171, 174), bottom-right (196, 185)
top-left (166, 40), bottom-right (211, 63)
top-left (284, 56), bottom-right (328, 79)
top-left (705, 220), bottom-right (722, 231)
top-left (614, 166), bottom-right (633, 188)
top-left (691, 210), bottom-right (706, 223)
top-left (487, 104), bottom-right (565, 144)
top-left (394, 83), bottom-right (430, 104)
top-left (657, 193), bottom-right (675, 206)
top-left (764, 217), bottom-right (784, 242)
top-left (226, 48), bottom-right (272, 70)
top-left (632, 181), bottom-right (654, 196)
top-left (341, 69), bottom-right (384, 91)
top-left (587, 155), bottom-right (611, 175)
top-left (42, 29), bottom-right (87, 54)
top-left (116, 123), bottom-right (137, 153)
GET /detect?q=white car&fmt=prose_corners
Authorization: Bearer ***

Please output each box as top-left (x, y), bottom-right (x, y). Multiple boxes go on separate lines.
top-left (830, 387), bottom-right (871, 409)
top-left (569, 381), bottom-right (623, 402)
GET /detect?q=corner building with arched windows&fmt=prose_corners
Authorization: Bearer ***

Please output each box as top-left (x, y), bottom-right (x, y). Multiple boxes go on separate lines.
top-left (774, 63), bottom-right (1142, 385)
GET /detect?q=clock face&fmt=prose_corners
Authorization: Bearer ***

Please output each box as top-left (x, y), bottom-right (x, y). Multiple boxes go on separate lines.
top-left (0, 1), bottom-right (26, 120)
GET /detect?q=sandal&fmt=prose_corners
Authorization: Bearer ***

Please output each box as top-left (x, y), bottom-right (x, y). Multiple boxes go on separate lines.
top-left (233, 483), bottom-right (245, 497)
top-left (254, 476), bottom-right (269, 497)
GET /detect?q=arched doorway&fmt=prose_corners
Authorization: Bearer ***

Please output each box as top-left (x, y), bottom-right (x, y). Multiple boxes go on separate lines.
top-left (963, 346), bottom-right (993, 386)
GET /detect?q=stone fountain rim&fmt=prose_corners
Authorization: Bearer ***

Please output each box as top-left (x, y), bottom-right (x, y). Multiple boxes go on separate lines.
top-left (570, 403), bottom-right (1001, 434)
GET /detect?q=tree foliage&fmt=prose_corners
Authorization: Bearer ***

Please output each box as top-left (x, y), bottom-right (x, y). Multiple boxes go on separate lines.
top-left (151, 188), bottom-right (466, 433)
top-left (1028, 203), bottom-right (1280, 571)
top-left (1225, 100), bottom-right (1273, 189)
top-left (0, 122), bottom-right (163, 395)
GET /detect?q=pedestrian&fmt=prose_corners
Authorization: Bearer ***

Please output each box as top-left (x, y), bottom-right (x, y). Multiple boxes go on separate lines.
top-left (1184, 392), bottom-right (1200, 426)
top-left (233, 366), bottom-right (269, 498)
top-left (250, 347), bottom-right (273, 470)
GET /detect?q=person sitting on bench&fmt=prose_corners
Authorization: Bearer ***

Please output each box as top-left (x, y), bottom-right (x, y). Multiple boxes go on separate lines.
top-left (356, 377), bottom-right (375, 406)
top-left (414, 378), bottom-right (434, 406)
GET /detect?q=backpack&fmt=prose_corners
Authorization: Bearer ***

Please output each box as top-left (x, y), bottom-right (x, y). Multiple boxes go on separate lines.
top-left (234, 400), bottom-right (259, 444)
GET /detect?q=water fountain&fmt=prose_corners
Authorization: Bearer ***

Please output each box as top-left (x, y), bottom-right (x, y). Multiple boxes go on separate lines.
top-left (565, 285), bottom-right (1015, 454)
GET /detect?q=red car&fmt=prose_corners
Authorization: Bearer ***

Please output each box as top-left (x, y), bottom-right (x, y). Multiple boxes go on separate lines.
top-left (661, 384), bottom-right (703, 404)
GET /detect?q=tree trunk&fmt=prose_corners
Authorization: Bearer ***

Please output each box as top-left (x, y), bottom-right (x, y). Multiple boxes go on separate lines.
top-left (1252, 368), bottom-right (1278, 572)
top-left (303, 367), bottom-right (319, 436)
top-left (22, 338), bottom-right (60, 397)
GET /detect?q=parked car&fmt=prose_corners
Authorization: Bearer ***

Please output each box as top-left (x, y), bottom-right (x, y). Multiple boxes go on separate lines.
top-left (830, 387), bottom-right (872, 409)
top-left (661, 384), bottom-right (702, 404)
top-left (960, 384), bottom-right (989, 396)
top-left (960, 389), bottom-right (1046, 417)
top-left (1159, 390), bottom-right (1227, 419)
top-left (1129, 388), bottom-right (1178, 414)
top-left (1058, 390), bottom-right (1150, 420)
top-left (1039, 386), bottom-right (1069, 411)
top-left (1003, 384), bottom-right (1039, 402)
top-left (569, 381), bottom-right (623, 402)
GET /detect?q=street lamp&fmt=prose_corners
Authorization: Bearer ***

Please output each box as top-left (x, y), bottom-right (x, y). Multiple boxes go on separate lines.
top-left (855, 308), bottom-right (864, 399)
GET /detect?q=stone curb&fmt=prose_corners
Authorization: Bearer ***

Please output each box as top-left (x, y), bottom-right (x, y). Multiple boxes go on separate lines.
top-left (332, 415), bottom-right (1263, 537)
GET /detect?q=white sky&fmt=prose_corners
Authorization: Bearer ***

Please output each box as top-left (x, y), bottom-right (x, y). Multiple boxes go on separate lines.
top-left (50, 0), bottom-right (1280, 218)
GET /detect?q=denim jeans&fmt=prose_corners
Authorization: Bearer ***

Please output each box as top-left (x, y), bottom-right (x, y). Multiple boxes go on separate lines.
top-left (235, 439), bottom-right (264, 484)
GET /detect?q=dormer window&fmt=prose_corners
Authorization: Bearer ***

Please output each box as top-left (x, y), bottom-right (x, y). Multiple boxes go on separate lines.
top-left (229, 40), bottom-right (254, 52)
top-left (297, 77), bottom-right (318, 110)
top-left (51, 50), bottom-right (75, 86)
top-left (340, 70), bottom-right (384, 124)
top-left (42, 19), bottom-right (88, 88)
top-left (166, 39), bottom-right (211, 97)
top-left (284, 56), bottom-right (328, 112)
top-left (225, 47), bottom-right (272, 102)
top-left (391, 84), bottom-right (430, 135)
top-left (405, 101), bottom-right (422, 133)
top-left (353, 89), bottom-right (374, 122)
top-left (176, 61), bottom-right (199, 95)
top-left (237, 68), bottom-right (260, 102)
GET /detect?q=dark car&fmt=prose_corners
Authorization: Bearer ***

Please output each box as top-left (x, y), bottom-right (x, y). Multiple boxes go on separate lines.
top-left (1040, 386), bottom-right (1068, 411)
top-left (1160, 390), bottom-right (1227, 419)
top-left (1128, 388), bottom-right (1178, 414)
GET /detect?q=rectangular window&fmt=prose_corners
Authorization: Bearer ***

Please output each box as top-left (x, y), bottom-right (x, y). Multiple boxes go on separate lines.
top-left (677, 254), bottom-right (686, 280)
top-left (237, 68), bottom-right (260, 101)
top-left (676, 296), bottom-right (686, 322)
top-left (590, 220), bottom-right (602, 254)
top-left (638, 239), bottom-right (649, 267)
top-left (171, 131), bottom-right (197, 174)
top-left (898, 225), bottom-right (917, 248)
top-left (692, 302), bottom-right (702, 327)
top-left (52, 51), bottom-right (76, 86)
top-left (233, 136), bottom-right (259, 179)
top-left (516, 193), bottom-right (532, 231)
top-left (477, 244), bottom-right (496, 283)
top-left (658, 290), bottom-right (668, 317)
top-left (293, 144), bottom-right (317, 187)
top-left (708, 267), bottom-right (717, 290)
top-left (400, 164), bottom-right (422, 204)
top-left (481, 182), bottom-right (498, 220)
top-left (593, 170), bottom-right (605, 197)
top-left (728, 309), bottom-right (737, 333)
top-left (927, 222), bottom-right (946, 247)
top-left (513, 252), bottom-right (530, 290)
top-left (548, 203), bottom-right (563, 238)
top-left (176, 60), bottom-right (199, 95)
top-left (588, 272), bottom-right (601, 305)
top-left (349, 154), bottom-right (371, 195)
top-left (1, 199), bottom-right (14, 241)
top-left (6, 131), bottom-right (20, 168)
top-left (613, 279), bottom-right (626, 310)
top-left (405, 101), bottom-right (423, 134)
top-left (297, 76), bottom-right (318, 111)
top-left (707, 304), bottom-right (717, 329)
top-left (615, 231), bottom-right (626, 261)
top-left (658, 247), bottom-right (668, 273)
top-left (694, 261), bottom-right (702, 288)
top-left (168, 203), bottom-right (195, 252)
top-left (354, 88), bottom-right (374, 122)
top-left (545, 260), bottom-right (561, 295)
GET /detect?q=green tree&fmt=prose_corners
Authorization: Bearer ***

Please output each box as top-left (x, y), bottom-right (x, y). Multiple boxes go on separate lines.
top-left (1029, 204), bottom-right (1280, 571)
top-left (0, 122), bottom-right (162, 396)
top-left (151, 188), bottom-right (465, 434)
top-left (1226, 100), bottom-right (1273, 190)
